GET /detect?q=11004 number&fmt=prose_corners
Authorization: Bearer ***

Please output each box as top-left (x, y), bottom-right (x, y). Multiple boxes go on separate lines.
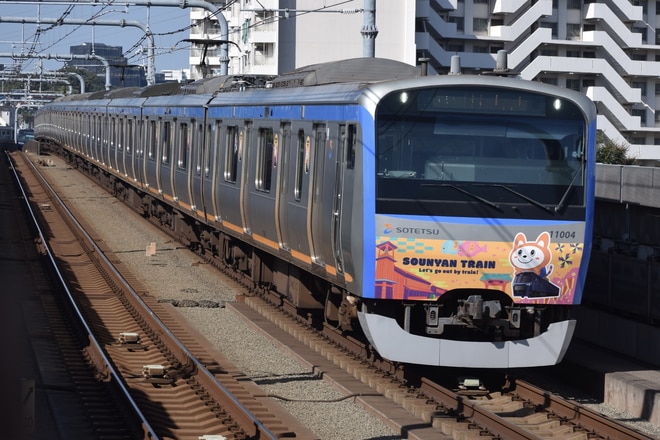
top-left (549, 230), bottom-right (576, 239)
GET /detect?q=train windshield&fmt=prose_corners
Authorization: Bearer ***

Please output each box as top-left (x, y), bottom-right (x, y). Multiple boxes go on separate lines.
top-left (375, 86), bottom-right (587, 217)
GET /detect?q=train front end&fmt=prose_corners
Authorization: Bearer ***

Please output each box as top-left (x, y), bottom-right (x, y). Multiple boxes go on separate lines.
top-left (356, 76), bottom-right (597, 368)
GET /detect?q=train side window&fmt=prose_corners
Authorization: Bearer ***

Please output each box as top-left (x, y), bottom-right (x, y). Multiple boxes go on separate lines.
top-left (225, 125), bottom-right (239, 183)
top-left (256, 127), bottom-right (274, 192)
top-left (178, 122), bottom-right (189, 169)
top-left (162, 120), bottom-right (171, 165)
top-left (294, 130), bottom-right (306, 201)
top-left (346, 124), bottom-right (356, 170)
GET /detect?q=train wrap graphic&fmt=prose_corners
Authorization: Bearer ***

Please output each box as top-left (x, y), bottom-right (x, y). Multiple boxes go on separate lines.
top-left (373, 219), bottom-right (585, 304)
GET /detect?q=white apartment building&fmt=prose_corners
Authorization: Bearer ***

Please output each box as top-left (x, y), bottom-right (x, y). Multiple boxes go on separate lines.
top-left (159, 69), bottom-right (189, 83)
top-left (188, 1), bottom-right (416, 76)
top-left (188, 0), bottom-right (660, 164)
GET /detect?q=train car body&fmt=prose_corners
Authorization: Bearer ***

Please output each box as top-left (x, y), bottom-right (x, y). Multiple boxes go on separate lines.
top-left (0, 126), bottom-right (14, 148)
top-left (35, 58), bottom-right (597, 368)
top-left (16, 128), bottom-right (34, 147)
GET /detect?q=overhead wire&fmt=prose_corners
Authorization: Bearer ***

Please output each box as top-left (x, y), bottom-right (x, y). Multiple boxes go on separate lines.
top-left (7, 0), bottom-right (361, 74)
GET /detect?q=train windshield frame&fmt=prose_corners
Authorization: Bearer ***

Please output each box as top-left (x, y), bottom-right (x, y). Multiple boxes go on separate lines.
top-left (375, 85), bottom-right (587, 217)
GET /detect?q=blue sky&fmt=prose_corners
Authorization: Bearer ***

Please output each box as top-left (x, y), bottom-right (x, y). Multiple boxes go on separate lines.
top-left (0, 2), bottom-right (192, 74)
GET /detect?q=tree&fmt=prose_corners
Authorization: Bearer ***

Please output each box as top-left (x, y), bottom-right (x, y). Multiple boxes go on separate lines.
top-left (59, 66), bottom-right (106, 94)
top-left (596, 130), bottom-right (637, 165)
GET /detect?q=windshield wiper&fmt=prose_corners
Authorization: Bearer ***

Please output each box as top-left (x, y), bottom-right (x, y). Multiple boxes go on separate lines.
top-left (422, 183), bottom-right (500, 210)
top-left (554, 166), bottom-right (582, 213)
top-left (483, 184), bottom-right (555, 214)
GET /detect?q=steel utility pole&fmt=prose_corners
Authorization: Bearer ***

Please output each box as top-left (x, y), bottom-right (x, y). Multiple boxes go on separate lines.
top-left (361, 0), bottom-right (377, 57)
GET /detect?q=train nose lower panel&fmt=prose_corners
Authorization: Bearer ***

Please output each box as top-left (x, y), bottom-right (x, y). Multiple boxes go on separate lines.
top-left (357, 312), bottom-right (576, 368)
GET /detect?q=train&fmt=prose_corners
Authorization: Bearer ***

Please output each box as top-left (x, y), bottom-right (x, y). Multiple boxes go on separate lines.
top-left (0, 126), bottom-right (13, 148)
top-left (34, 57), bottom-right (597, 368)
top-left (16, 128), bottom-right (35, 147)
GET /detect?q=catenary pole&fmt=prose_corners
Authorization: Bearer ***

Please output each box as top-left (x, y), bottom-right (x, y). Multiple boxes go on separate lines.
top-left (361, 0), bottom-right (377, 57)
top-left (0, 16), bottom-right (154, 85)
top-left (1, 0), bottom-right (230, 77)
top-left (0, 52), bottom-right (111, 90)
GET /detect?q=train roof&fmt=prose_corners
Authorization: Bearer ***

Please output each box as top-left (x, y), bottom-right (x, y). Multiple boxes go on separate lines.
top-left (180, 75), bottom-right (275, 95)
top-left (40, 58), bottom-right (596, 122)
top-left (269, 57), bottom-right (420, 88)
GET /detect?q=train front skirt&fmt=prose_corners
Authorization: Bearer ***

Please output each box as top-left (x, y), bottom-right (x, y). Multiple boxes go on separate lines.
top-left (357, 312), bottom-right (576, 368)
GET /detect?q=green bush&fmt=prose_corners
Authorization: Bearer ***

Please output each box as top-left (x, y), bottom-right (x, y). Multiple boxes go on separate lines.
top-left (596, 131), bottom-right (636, 165)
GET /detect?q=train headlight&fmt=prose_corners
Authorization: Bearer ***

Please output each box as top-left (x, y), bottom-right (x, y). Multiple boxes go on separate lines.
top-left (553, 98), bottom-right (562, 111)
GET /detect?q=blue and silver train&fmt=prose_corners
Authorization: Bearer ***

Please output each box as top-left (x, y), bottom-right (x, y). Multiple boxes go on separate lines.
top-left (35, 58), bottom-right (597, 368)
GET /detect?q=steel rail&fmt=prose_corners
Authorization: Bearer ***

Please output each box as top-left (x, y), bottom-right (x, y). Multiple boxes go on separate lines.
top-left (512, 379), bottom-right (655, 440)
top-left (6, 151), bottom-right (159, 440)
top-left (20, 151), bottom-right (281, 440)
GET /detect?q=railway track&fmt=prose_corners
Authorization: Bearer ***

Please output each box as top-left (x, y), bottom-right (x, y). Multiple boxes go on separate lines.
top-left (20, 149), bottom-right (658, 440)
top-left (8, 150), bottom-right (149, 439)
top-left (234, 294), bottom-right (657, 440)
top-left (11, 151), bottom-right (316, 440)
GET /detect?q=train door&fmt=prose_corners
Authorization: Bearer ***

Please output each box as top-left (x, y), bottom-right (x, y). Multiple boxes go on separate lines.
top-left (331, 124), bottom-right (353, 275)
top-left (117, 116), bottom-right (127, 177)
top-left (125, 117), bottom-right (135, 182)
top-left (110, 116), bottom-right (118, 172)
top-left (98, 113), bottom-right (106, 165)
top-left (144, 118), bottom-right (160, 194)
top-left (87, 113), bottom-right (93, 157)
top-left (84, 114), bottom-right (92, 158)
top-left (159, 119), bottom-right (175, 199)
top-left (93, 115), bottom-right (106, 165)
top-left (83, 114), bottom-right (90, 158)
top-left (217, 123), bottom-right (242, 232)
top-left (189, 120), bottom-right (205, 219)
top-left (340, 124), bottom-right (357, 274)
top-left (91, 114), bottom-right (98, 162)
top-left (88, 113), bottom-right (95, 160)
top-left (247, 123), bottom-right (279, 247)
top-left (309, 123), bottom-right (328, 267)
top-left (72, 111), bottom-right (77, 151)
top-left (285, 126), bottom-right (312, 262)
top-left (202, 121), bottom-right (220, 223)
top-left (134, 118), bottom-right (145, 189)
top-left (105, 114), bottom-right (112, 168)
top-left (239, 122), bottom-right (252, 234)
top-left (275, 123), bottom-right (291, 250)
top-left (84, 114), bottom-right (91, 158)
top-left (173, 119), bottom-right (191, 210)
top-left (309, 123), bottom-right (345, 275)
top-left (70, 112), bottom-right (76, 151)
top-left (77, 113), bottom-right (82, 153)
